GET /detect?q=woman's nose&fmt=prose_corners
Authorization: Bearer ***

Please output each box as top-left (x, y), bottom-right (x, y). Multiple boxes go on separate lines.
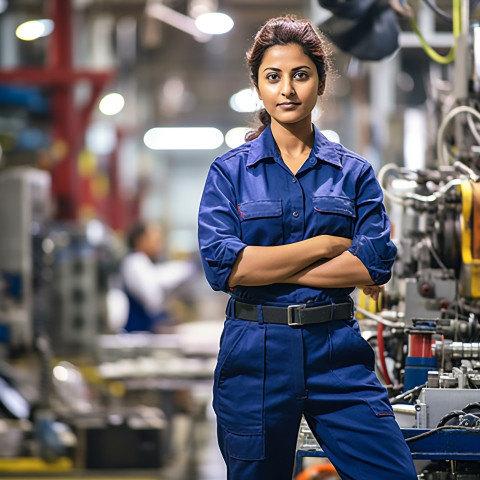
top-left (281, 78), bottom-right (295, 97)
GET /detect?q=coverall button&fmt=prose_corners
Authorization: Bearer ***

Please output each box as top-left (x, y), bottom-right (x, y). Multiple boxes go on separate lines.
top-left (292, 211), bottom-right (299, 217)
top-left (292, 177), bottom-right (297, 183)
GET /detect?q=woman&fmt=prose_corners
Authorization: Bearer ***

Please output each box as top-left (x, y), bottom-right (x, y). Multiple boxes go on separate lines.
top-left (198, 15), bottom-right (417, 480)
top-left (120, 222), bottom-right (194, 332)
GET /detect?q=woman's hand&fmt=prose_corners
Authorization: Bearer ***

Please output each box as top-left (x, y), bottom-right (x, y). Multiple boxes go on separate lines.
top-left (361, 284), bottom-right (384, 302)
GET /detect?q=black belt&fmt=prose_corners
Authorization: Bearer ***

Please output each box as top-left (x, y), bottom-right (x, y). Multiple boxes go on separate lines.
top-left (234, 300), bottom-right (354, 326)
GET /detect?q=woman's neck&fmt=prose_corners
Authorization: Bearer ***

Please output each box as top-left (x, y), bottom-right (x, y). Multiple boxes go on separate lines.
top-left (270, 119), bottom-right (314, 174)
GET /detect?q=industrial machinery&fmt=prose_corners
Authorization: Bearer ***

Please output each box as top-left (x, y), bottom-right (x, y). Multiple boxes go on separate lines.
top-left (0, 167), bottom-right (51, 352)
top-left (295, 1), bottom-right (480, 478)
top-left (355, 2), bottom-right (480, 477)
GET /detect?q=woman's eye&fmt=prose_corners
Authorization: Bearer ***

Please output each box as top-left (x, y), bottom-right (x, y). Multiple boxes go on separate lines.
top-left (266, 73), bottom-right (279, 81)
top-left (294, 71), bottom-right (308, 80)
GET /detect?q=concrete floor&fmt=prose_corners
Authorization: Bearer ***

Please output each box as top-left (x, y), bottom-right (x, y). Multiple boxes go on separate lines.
top-left (160, 402), bottom-right (226, 480)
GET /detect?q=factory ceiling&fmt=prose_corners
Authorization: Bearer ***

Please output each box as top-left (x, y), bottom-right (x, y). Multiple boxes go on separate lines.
top-left (0, 0), bottom-right (464, 168)
top-left (2, 0), bottom-right (310, 137)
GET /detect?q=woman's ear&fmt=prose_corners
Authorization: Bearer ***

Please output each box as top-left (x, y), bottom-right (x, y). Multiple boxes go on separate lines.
top-left (253, 83), bottom-right (262, 100)
top-left (318, 82), bottom-right (325, 96)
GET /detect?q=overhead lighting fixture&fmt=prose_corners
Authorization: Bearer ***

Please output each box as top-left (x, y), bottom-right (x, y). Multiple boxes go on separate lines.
top-left (195, 12), bottom-right (233, 35)
top-left (86, 219), bottom-right (107, 246)
top-left (189, 0), bottom-right (217, 18)
top-left (16, 19), bottom-right (54, 41)
top-left (144, 127), bottom-right (224, 150)
top-left (99, 93), bottom-right (125, 116)
top-left (145, 1), bottom-right (211, 42)
top-left (86, 122), bottom-right (117, 156)
top-left (225, 127), bottom-right (250, 149)
top-left (229, 88), bottom-right (262, 113)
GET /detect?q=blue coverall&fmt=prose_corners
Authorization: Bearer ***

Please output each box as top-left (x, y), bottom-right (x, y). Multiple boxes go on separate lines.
top-left (197, 125), bottom-right (417, 480)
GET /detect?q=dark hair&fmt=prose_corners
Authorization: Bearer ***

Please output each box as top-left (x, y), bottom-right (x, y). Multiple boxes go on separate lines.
top-left (127, 222), bottom-right (147, 250)
top-left (245, 15), bottom-right (331, 141)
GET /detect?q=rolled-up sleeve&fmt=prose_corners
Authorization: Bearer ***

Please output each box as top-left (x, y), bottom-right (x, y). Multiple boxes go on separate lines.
top-left (198, 160), bottom-right (247, 292)
top-left (347, 162), bottom-right (397, 285)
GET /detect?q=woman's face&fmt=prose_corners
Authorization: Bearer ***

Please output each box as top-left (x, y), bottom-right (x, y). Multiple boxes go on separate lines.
top-left (139, 224), bottom-right (164, 260)
top-left (255, 43), bottom-right (320, 128)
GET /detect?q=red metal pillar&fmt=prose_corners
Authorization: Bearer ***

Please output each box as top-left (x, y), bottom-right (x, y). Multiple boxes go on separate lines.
top-left (108, 129), bottom-right (124, 231)
top-left (48, 0), bottom-right (78, 220)
top-left (0, 0), bottom-right (113, 222)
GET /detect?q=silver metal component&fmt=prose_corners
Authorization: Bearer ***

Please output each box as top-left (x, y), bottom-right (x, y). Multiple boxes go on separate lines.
top-left (353, 305), bottom-right (404, 328)
top-left (427, 371), bottom-right (440, 388)
top-left (392, 404), bottom-right (417, 428)
top-left (452, 0), bottom-right (470, 102)
top-left (287, 304), bottom-right (306, 326)
top-left (405, 178), bottom-right (463, 203)
top-left (434, 342), bottom-right (480, 362)
top-left (453, 160), bottom-right (480, 182)
top-left (439, 375), bottom-right (458, 388)
top-left (416, 388), bottom-right (480, 428)
top-left (415, 403), bottom-right (428, 429)
top-left (296, 416), bottom-right (320, 451)
top-left (473, 23), bottom-right (480, 93)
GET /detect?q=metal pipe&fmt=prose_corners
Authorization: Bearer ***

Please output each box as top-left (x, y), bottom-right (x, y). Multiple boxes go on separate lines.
top-left (355, 305), bottom-right (404, 328)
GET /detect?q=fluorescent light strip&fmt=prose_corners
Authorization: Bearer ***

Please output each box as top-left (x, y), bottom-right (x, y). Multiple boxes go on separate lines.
top-left (195, 12), bottom-right (234, 35)
top-left (144, 127), bottom-right (224, 150)
top-left (225, 127), bottom-right (250, 148)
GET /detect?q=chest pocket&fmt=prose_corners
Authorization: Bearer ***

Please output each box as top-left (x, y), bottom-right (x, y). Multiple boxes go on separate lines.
top-left (312, 196), bottom-right (356, 237)
top-left (238, 200), bottom-right (283, 246)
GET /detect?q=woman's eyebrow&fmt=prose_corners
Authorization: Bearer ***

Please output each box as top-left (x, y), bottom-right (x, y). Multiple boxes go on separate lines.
top-left (262, 65), bottom-right (312, 72)
top-left (292, 65), bottom-right (312, 71)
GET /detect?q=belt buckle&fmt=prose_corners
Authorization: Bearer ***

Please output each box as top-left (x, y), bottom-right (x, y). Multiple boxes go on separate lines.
top-left (287, 304), bottom-right (307, 326)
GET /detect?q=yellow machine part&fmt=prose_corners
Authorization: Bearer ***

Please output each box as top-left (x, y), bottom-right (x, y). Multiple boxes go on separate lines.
top-left (0, 456), bottom-right (72, 473)
top-left (356, 290), bottom-right (381, 319)
top-left (459, 181), bottom-right (480, 298)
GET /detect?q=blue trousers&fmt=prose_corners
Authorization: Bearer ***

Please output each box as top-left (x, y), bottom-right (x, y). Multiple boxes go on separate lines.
top-left (213, 312), bottom-right (417, 480)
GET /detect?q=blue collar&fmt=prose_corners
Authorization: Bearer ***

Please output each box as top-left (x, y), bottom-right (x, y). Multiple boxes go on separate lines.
top-left (246, 124), bottom-right (343, 169)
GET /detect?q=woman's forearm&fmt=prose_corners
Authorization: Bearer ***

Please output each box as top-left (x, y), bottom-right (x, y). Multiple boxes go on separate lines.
top-left (228, 235), bottom-right (351, 287)
top-left (282, 251), bottom-right (375, 288)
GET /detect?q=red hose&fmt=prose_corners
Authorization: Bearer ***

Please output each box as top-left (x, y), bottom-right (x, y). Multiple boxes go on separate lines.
top-left (377, 322), bottom-right (392, 386)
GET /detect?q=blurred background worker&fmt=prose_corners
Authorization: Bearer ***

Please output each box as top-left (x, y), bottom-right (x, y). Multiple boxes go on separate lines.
top-left (120, 222), bottom-right (195, 333)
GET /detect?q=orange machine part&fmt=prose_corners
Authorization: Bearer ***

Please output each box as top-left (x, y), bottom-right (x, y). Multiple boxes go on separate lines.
top-left (295, 462), bottom-right (339, 480)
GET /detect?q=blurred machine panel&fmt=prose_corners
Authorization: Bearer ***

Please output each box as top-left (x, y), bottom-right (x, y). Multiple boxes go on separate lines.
top-left (0, 167), bottom-right (50, 350)
top-left (49, 235), bottom-right (101, 355)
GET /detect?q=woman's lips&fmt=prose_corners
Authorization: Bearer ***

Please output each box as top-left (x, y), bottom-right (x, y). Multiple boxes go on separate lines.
top-left (278, 102), bottom-right (300, 109)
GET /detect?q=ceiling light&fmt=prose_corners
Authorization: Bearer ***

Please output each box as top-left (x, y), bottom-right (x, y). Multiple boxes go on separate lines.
top-left (86, 122), bottom-right (117, 156)
top-left (225, 127), bottom-right (250, 149)
top-left (86, 219), bottom-right (107, 246)
top-left (146, 2), bottom-right (211, 42)
top-left (99, 93), bottom-right (125, 116)
top-left (16, 19), bottom-right (54, 41)
top-left (189, 0), bottom-right (218, 19)
top-left (229, 88), bottom-right (262, 113)
top-left (195, 12), bottom-right (233, 35)
top-left (144, 127), bottom-right (224, 150)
